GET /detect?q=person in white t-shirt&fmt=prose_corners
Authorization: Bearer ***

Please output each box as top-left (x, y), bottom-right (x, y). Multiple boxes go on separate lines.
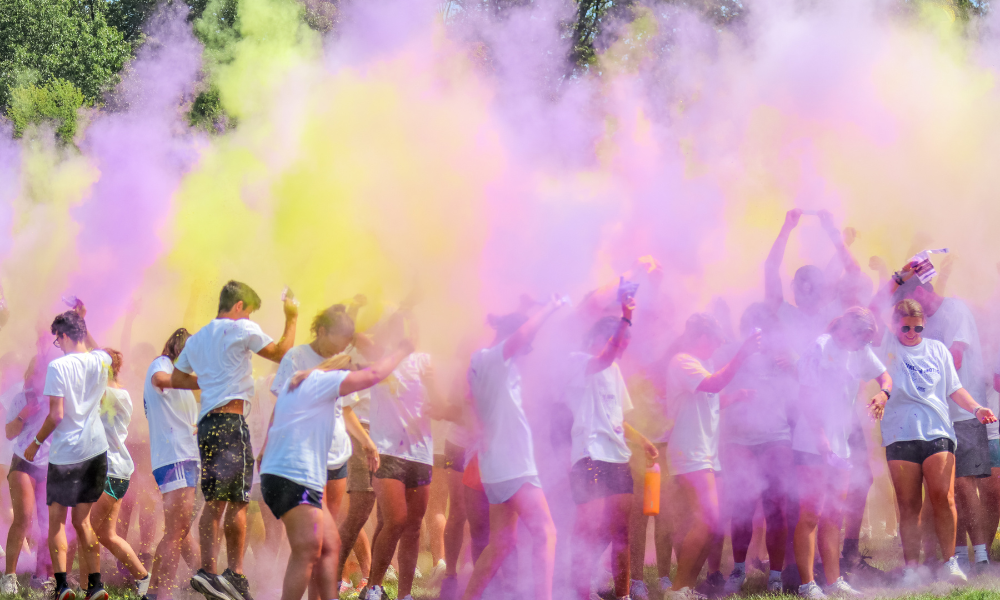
top-left (259, 338), bottom-right (413, 600)
top-left (791, 307), bottom-right (889, 599)
top-left (363, 309), bottom-right (457, 600)
top-left (169, 280), bottom-right (297, 600)
top-left (89, 348), bottom-right (150, 595)
top-left (460, 296), bottom-right (568, 600)
top-left (263, 303), bottom-right (378, 596)
top-left (145, 328), bottom-right (201, 600)
top-left (566, 300), bottom-right (658, 600)
top-left (659, 313), bottom-right (759, 600)
top-left (870, 299), bottom-right (995, 586)
top-left (25, 310), bottom-right (112, 600)
top-left (1, 352), bottom-right (55, 594)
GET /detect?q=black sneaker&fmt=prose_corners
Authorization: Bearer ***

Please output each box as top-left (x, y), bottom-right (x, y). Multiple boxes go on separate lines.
top-left (85, 585), bottom-right (110, 600)
top-left (55, 587), bottom-right (76, 600)
top-left (841, 553), bottom-right (890, 585)
top-left (220, 568), bottom-right (254, 600)
top-left (191, 569), bottom-right (234, 600)
top-left (694, 571), bottom-right (725, 599)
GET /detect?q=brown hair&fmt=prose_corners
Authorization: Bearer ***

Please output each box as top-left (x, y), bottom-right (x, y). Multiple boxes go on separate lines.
top-left (892, 299), bottom-right (924, 322)
top-left (311, 304), bottom-right (355, 339)
top-left (161, 328), bottom-right (190, 362)
top-left (103, 348), bottom-right (124, 380)
top-left (828, 306), bottom-right (876, 339)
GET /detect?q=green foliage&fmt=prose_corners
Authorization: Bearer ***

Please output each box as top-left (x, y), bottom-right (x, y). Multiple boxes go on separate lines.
top-left (188, 85), bottom-right (236, 132)
top-left (0, 0), bottom-right (132, 111)
top-left (7, 78), bottom-right (85, 144)
top-left (104, 0), bottom-right (161, 44)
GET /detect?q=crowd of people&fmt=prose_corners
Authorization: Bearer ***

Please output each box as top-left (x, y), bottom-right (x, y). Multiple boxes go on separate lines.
top-left (0, 208), bottom-right (999, 600)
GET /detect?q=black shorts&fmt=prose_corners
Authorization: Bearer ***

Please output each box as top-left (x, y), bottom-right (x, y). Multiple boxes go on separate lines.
top-left (198, 413), bottom-right (253, 502)
top-left (260, 474), bottom-right (323, 520)
top-left (443, 442), bottom-right (466, 472)
top-left (886, 438), bottom-right (955, 464)
top-left (47, 452), bottom-right (108, 507)
top-left (104, 476), bottom-right (130, 501)
top-left (569, 457), bottom-right (633, 505)
top-left (327, 463), bottom-right (348, 481)
top-left (374, 455), bottom-right (432, 488)
top-left (954, 419), bottom-right (992, 478)
top-left (10, 454), bottom-right (46, 481)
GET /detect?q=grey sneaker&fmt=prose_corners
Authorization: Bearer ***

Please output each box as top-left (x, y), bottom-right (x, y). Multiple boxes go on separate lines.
top-left (939, 556), bottom-right (968, 584)
top-left (220, 569), bottom-right (254, 600)
top-left (630, 579), bottom-right (650, 600)
top-left (823, 577), bottom-right (861, 597)
top-left (136, 573), bottom-right (151, 596)
top-left (0, 573), bottom-right (17, 595)
top-left (191, 569), bottom-right (234, 600)
top-left (724, 567), bottom-right (746, 594)
top-left (798, 581), bottom-right (827, 599)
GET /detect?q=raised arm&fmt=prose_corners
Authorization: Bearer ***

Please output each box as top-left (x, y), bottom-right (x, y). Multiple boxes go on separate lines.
top-left (338, 341), bottom-right (415, 397)
top-left (819, 210), bottom-right (861, 278)
top-left (696, 331), bottom-right (761, 394)
top-left (257, 297), bottom-right (299, 363)
top-left (503, 296), bottom-right (567, 361)
top-left (764, 209), bottom-right (802, 308)
top-left (586, 300), bottom-right (635, 375)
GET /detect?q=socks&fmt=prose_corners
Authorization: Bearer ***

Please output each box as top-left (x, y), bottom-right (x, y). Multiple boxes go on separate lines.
top-left (733, 562), bottom-right (746, 574)
top-left (88, 572), bottom-right (102, 590)
top-left (843, 538), bottom-right (860, 559)
top-left (955, 545), bottom-right (970, 568)
top-left (769, 570), bottom-right (782, 581)
top-left (54, 572), bottom-right (67, 590)
top-left (974, 544), bottom-right (989, 563)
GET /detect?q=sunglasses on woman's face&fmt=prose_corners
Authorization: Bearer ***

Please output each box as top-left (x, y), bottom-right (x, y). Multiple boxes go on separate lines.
top-left (900, 325), bottom-right (924, 334)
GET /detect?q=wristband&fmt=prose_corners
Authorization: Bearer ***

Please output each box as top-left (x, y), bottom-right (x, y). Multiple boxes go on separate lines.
top-left (622, 317), bottom-right (632, 326)
top-left (881, 388), bottom-right (891, 400)
top-left (893, 272), bottom-right (905, 286)
top-left (33, 436), bottom-right (42, 446)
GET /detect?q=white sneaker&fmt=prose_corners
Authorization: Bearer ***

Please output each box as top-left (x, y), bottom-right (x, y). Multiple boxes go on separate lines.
top-left (385, 566), bottom-right (398, 583)
top-left (430, 559), bottom-right (447, 582)
top-left (339, 580), bottom-right (355, 595)
top-left (798, 581), bottom-right (827, 599)
top-left (136, 573), bottom-right (151, 596)
top-left (767, 578), bottom-right (783, 593)
top-left (365, 584), bottom-right (386, 600)
top-left (723, 568), bottom-right (746, 594)
top-left (939, 556), bottom-right (968, 584)
top-left (663, 587), bottom-right (706, 600)
top-left (901, 567), bottom-right (921, 588)
top-left (630, 579), bottom-right (650, 600)
top-left (823, 577), bottom-right (862, 597)
top-left (0, 573), bottom-right (18, 595)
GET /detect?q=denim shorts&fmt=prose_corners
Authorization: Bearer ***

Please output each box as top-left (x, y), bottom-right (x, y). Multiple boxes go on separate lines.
top-left (153, 460), bottom-right (200, 494)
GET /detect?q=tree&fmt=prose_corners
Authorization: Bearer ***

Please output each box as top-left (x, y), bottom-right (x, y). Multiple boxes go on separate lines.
top-left (7, 78), bottom-right (86, 143)
top-left (0, 0), bottom-right (131, 111)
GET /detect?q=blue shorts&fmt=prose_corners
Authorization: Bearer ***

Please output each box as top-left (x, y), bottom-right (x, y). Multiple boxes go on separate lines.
top-left (990, 439), bottom-right (1000, 470)
top-left (153, 460), bottom-right (200, 494)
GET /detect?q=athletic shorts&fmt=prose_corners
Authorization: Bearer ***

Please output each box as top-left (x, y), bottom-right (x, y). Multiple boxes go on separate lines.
top-left (328, 463), bottom-right (348, 481)
top-left (104, 476), bottom-right (130, 501)
top-left (198, 413), bottom-right (253, 502)
top-left (260, 474), bottom-right (323, 520)
top-left (885, 438), bottom-right (955, 464)
top-left (153, 460), bottom-right (200, 495)
top-left (10, 454), bottom-right (46, 481)
top-left (47, 452), bottom-right (108, 507)
top-left (374, 455), bottom-right (432, 489)
top-left (990, 439), bottom-right (1000, 469)
top-left (347, 423), bottom-right (373, 494)
top-left (569, 457), bottom-right (633, 505)
top-left (482, 474), bottom-right (542, 505)
top-left (955, 418), bottom-right (991, 479)
top-left (443, 442), bottom-right (466, 472)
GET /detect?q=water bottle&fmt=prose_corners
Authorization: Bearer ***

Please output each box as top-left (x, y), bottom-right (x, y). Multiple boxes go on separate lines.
top-left (643, 463), bottom-right (661, 515)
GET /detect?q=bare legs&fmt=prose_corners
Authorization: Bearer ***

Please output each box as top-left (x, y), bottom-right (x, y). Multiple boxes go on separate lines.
top-left (150, 487), bottom-right (199, 599)
top-left (793, 465), bottom-right (849, 587)
top-left (571, 493), bottom-right (631, 600)
top-left (91, 492), bottom-right (148, 581)
top-left (888, 453), bottom-right (956, 565)
top-left (199, 500), bottom-right (248, 574)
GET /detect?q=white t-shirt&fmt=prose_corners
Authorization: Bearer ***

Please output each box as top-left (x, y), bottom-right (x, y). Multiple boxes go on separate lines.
top-left (271, 344), bottom-right (358, 469)
top-left (43, 350), bottom-right (112, 465)
top-left (0, 381), bottom-right (19, 465)
top-left (880, 336), bottom-right (961, 446)
top-left (563, 353), bottom-right (633, 465)
top-left (468, 343), bottom-right (537, 484)
top-left (175, 319), bottom-right (273, 420)
top-left (923, 298), bottom-right (987, 423)
top-left (143, 356), bottom-right (200, 470)
top-left (793, 334), bottom-right (885, 459)
top-left (101, 387), bottom-right (135, 479)
top-left (5, 384), bottom-right (50, 466)
top-left (370, 353), bottom-right (434, 465)
top-left (720, 350), bottom-right (794, 447)
top-left (663, 354), bottom-right (721, 475)
top-left (260, 369), bottom-right (351, 492)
